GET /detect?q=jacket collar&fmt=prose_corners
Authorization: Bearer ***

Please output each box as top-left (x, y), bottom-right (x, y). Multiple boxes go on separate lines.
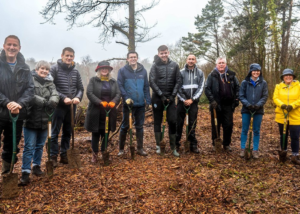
top-left (0, 50), bottom-right (29, 71)
top-left (125, 62), bottom-right (144, 73)
top-left (57, 59), bottom-right (75, 71)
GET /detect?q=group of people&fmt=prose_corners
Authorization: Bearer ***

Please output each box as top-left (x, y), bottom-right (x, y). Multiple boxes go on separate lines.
top-left (0, 35), bottom-right (300, 187)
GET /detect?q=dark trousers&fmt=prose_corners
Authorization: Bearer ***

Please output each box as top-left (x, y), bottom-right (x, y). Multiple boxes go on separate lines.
top-left (210, 104), bottom-right (233, 146)
top-left (120, 105), bottom-right (145, 134)
top-left (0, 120), bottom-right (23, 163)
top-left (50, 104), bottom-right (76, 157)
top-left (278, 123), bottom-right (300, 153)
top-left (176, 101), bottom-right (198, 147)
top-left (91, 129), bottom-right (110, 153)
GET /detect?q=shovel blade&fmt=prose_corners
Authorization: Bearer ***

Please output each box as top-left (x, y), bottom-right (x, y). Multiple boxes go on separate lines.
top-left (67, 148), bottom-right (81, 169)
top-left (278, 150), bottom-right (287, 163)
top-left (1, 173), bottom-right (19, 199)
top-left (102, 151), bottom-right (110, 166)
top-left (130, 145), bottom-right (135, 160)
top-left (245, 149), bottom-right (252, 160)
top-left (160, 139), bottom-right (166, 156)
top-left (184, 141), bottom-right (190, 153)
top-left (46, 160), bottom-right (54, 178)
top-left (214, 138), bottom-right (222, 153)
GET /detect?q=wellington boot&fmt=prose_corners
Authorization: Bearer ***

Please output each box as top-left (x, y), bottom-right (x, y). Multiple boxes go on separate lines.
top-left (20, 172), bottom-right (30, 186)
top-left (1, 160), bottom-right (11, 175)
top-left (170, 134), bottom-right (179, 157)
top-left (136, 132), bottom-right (147, 156)
top-left (51, 155), bottom-right (58, 168)
top-left (155, 132), bottom-right (162, 154)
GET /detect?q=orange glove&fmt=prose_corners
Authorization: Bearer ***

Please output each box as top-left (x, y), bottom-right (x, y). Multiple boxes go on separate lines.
top-left (101, 101), bottom-right (108, 108)
top-left (108, 102), bottom-right (115, 108)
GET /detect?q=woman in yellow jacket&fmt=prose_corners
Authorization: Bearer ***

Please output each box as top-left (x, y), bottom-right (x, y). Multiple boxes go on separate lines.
top-left (273, 69), bottom-right (300, 165)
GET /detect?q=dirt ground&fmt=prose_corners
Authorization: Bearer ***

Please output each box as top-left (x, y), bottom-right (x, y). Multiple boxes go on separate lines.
top-left (0, 104), bottom-right (299, 213)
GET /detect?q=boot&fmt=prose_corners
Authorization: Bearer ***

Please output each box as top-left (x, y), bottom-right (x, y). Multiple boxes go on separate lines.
top-left (91, 152), bottom-right (98, 163)
top-left (2, 160), bottom-right (11, 175)
top-left (253, 151), bottom-right (259, 159)
top-left (20, 172), bottom-right (30, 186)
top-left (155, 132), bottom-right (162, 154)
top-left (51, 155), bottom-right (58, 168)
top-left (170, 134), bottom-right (179, 157)
top-left (136, 132), bottom-right (147, 156)
top-left (291, 155), bottom-right (300, 165)
top-left (240, 149), bottom-right (245, 158)
top-left (60, 154), bottom-right (68, 164)
top-left (190, 141), bottom-right (200, 154)
top-left (32, 165), bottom-right (44, 176)
top-left (118, 132), bottom-right (127, 156)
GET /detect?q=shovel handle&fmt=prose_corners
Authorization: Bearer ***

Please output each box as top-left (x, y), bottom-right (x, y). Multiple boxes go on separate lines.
top-left (213, 109), bottom-right (219, 138)
top-left (70, 103), bottom-right (75, 149)
top-left (8, 111), bottom-right (19, 173)
top-left (282, 109), bottom-right (289, 149)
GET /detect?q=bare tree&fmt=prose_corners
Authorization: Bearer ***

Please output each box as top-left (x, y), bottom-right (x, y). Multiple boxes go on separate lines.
top-left (40, 0), bottom-right (160, 51)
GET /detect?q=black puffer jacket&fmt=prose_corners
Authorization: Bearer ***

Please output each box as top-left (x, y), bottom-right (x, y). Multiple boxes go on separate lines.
top-left (149, 57), bottom-right (182, 98)
top-left (84, 77), bottom-right (121, 132)
top-left (0, 50), bottom-right (34, 120)
top-left (24, 71), bottom-right (59, 129)
top-left (205, 68), bottom-right (240, 111)
top-left (50, 59), bottom-right (84, 105)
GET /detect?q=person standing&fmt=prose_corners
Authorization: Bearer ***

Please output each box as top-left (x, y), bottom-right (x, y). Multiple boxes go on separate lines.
top-left (205, 57), bottom-right (239, 151)
top-left (117, 51), bottom-right (151, 156)
top-left (50, 47), bottom-right (84, 166)
top-left (149, 45), bottom-right (182, 157)
top-left (0, 35), bottom-right (34, 174)
top-left (239, 63), bottom-right (268, 159)
top-left (176, 54), bottom-right (205, 153)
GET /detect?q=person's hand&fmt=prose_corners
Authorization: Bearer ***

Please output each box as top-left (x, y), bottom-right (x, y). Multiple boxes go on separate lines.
top-left (126, 98), bottom-right (134, 107)
top-left (281, 104), bottom-right (287, 110)
top-left (286, 105), bottom-right (293, 112)
top-left (101, 101), bottom-right (108, 108)
top-left (247, 105), bottom-right (254, 110)
top-left (108, 102), bottom-right (115, 108)
top-left (161, 96), bottom-right (168, 105)
top-left (168, 96), bottom-right (174, 103)
top-left (11, 109), bottom-right (19, 114)
top-left (64, 97), bottom-right (72, 105)
top-left (72, 97), bottom-right (80, 104)
top-left (184, 99), bottom-right (193, 106)
top-left (45, 100), bottom-right (57, 109)
top-left (7, 102), bottom-right (22, 111)
top-left (253, 105), bottom-right (260, 110)
top-left (210, 101), bottom-right (218, 109)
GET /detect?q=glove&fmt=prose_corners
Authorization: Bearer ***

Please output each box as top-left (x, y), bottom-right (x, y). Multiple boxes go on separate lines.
top-left (125, 98), bottom-right (134, 107)
top-left (45, 100), bottom-right (57, 109)
top-left (253, 105), bottom-right (261, 110)
top-left (101, 101), bottom-right (108, 108)
top-left (161, 96), bottom-right (169, 105)
top-left (286, 105), bottom-right (293, 112)
top-left (210, 101), bottom-right (218, 109)
top-left (281, 104), bottom-right (287, 110)
top-left (108, 102), bottom-right (115, 108)
top-left (247, 105), bottom-right (254, 110)
top-left (168, 96), bottom-right (175, 103)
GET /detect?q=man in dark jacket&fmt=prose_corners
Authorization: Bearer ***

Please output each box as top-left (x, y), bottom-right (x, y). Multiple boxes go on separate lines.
top-left (0, 35), bottom-right (34, 174)
top-left (205, 57), bottom-right (239, 151)
top-left (176, 54), bottom-right (205, 153)
top-left (50, 47), bottom-right (84, 166)
top-left (117, 51), bottom-right (151, 156)
top-left (149, 45), bottom-right (182, 157)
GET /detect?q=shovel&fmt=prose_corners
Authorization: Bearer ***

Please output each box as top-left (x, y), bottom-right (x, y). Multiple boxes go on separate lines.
top-left (2, 111), bottom-right (19, 199)
top-left (45, 107), bottom-right (55, 178)
top-left (184, 106), bottom-right (191, 153)
top-left (127, 105), bottom-right (135, 160)
top-left (213, 109), bottom-right (222, 152)
top-left (160, 103), bottom-right (169, 156)
top-left (102, 107), bottom-right (111, 166)
top-left (245, 111), bottom-right (255, 160)
top-left (278, 109), bottom-right (288, 163)
top-left (67, 103), bottom-right (81, 169)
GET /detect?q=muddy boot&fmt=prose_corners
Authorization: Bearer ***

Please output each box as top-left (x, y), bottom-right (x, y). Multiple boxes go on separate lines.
top-left (155, 132), bottom-right (161, 154)
top-left (20, 172), bottom-right (30, 186)
top-left (240, 149), bottom-right (245, 158)
top-left (1, 160), bottom-right (11, 175)
top-left (32, 165), bottom-right (44, 176)
top-left (118, 132), bottom-right (127, 156)
top-left (60, 154), bottom-right (68, 164)
top-left (136, 132), bottom-right (148, 156)
top-left (170, 134), bottom-right (179, 157)
top-left (51, 155), bottom-right (58, 168)
top-left (190, 141), bottom-right (200, 154)
top-left (291, 155), bottom-right (300, 165)
top-left (253, 151), bottom-right (259, 159)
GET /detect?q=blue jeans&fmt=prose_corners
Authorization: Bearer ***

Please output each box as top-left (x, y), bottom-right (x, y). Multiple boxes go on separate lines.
top-left (120, 105), bottom-right (145, 134)
top-left (22, 128), bottom-right (48, 173)
top-left (240, 113), bottom-right (263, 151)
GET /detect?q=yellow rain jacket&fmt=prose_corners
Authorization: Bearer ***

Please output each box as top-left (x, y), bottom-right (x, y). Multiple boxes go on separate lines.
top-left (273, 80), bottom-right (300, 125)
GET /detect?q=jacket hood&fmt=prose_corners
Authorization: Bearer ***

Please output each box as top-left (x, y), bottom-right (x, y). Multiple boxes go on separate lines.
top-left (154, 55), bottom-right (171, 66)
top-left (245, 64), bottom-right (263, 82)
top-left (0, 50), bottom-right (27, 65)
top-left (57, 59), bottom-right (75, 71)
top-left (125, 62), bottom-right (145, 73)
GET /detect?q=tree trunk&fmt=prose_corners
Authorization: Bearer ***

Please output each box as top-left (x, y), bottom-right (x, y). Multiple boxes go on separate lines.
top-left (128, 0), bottom-right (135, 52)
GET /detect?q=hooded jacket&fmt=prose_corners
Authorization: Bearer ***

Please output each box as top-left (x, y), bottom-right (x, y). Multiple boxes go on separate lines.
top-left (0, 50), bottom-right (34, 120)
top-left (50, 59), bottom-right (84, 105)
top-left (239, 69), bottom-right (268, 114)
top-left (273, 80), bottom-right (300, 125)
top-left (117, 63), bottom-right (151, 107)
top-left (24, 70), bottom-right (59, 129)
top-left (177, 64), bottom-right (205, 102)
top-left (149, 57), bottom-right (182, 98)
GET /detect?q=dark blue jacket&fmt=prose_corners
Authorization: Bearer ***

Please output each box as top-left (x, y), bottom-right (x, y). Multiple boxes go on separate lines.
top-left (117, 63), bottom-right (151, 107)
top-left (239, 70), bottom-right (268, 114)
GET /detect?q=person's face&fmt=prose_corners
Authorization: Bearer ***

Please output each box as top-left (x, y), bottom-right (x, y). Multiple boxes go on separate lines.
top-left (127, 53), bottom-right (138, 66)
top-left (99, 68), bottom-right (110, 76)
top-left (251, 70), bottom-right (260, 79)
top-left (158, 49), bottom-right (169, 63)
top-left (186, 55), bottom-right (197, 68)
top-left (283, 74), bottom-right (294, 85)
top-left (61, 51), bottom-right (75, 65)
top-left (36, 66), bottom-right (49, 78)
top-left (216, 59), bottom-right (227, 72)
top-left (3, 38), bottom-right (21, 62)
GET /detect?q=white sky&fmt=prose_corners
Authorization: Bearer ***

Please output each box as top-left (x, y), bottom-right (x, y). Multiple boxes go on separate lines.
top-left (0, 0), bottom-right (209, 63)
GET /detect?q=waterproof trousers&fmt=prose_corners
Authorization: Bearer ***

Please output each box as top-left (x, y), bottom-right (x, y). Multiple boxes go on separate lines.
top-left (278, 123), bottom-right (300, 155)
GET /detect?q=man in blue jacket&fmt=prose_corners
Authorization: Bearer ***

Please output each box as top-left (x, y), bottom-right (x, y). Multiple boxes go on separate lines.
top-left (117, 51), bottom-right (151, 156)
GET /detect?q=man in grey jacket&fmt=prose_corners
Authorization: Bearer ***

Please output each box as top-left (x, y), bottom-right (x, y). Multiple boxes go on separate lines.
top-left (176, 54), bottom-right (205, 153)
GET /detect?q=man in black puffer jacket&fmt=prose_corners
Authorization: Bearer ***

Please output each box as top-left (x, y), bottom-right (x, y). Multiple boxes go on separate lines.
top-left (205, 57), bottom-right (239, 151)
top-left (149, 45), bottom-right (182, 157)
top-left (0, 35), bottom-right (34, 174)
top-left (50, 47), bottom-right (84, 166)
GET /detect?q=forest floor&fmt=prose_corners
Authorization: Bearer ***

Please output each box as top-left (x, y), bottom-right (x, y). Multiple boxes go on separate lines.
top-left (0, 104), bottom-right (300, 213)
